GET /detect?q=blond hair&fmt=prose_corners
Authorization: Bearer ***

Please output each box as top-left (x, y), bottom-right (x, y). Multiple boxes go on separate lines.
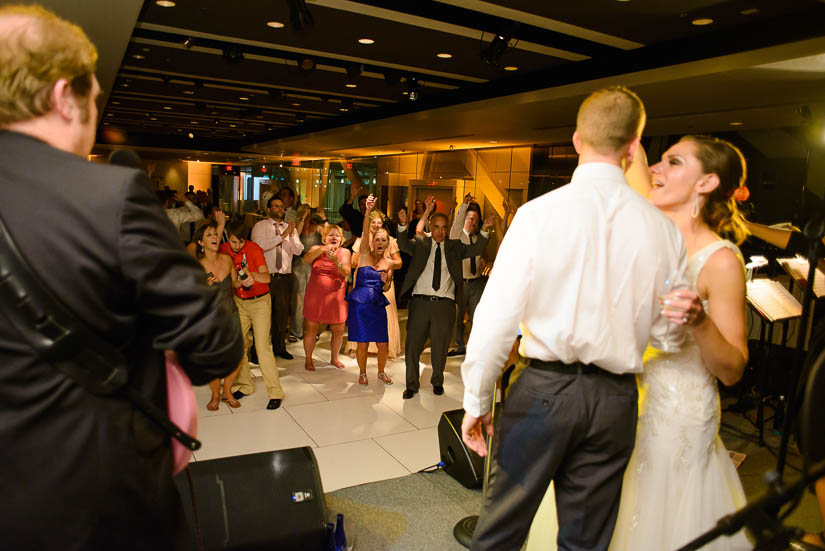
top-left (368, 208), bottom-right (386, 222)
top-left (0, 4), bottom-right (98, 124)
top-left (576, 86), bottom-right (645, 155)
top-left (321, 224), bottom-right (342, 242)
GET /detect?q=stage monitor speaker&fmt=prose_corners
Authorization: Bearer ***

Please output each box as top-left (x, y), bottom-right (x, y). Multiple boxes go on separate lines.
top-left (175, 447), bottom-right (327, 550)
top-left (438, 408), bottom-right (485, 489)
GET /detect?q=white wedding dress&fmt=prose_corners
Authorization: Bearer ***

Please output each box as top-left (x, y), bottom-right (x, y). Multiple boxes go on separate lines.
top-left (525, 240), bottom-right (750, 551)
top-left (609, 239), bottom-right (750, 551)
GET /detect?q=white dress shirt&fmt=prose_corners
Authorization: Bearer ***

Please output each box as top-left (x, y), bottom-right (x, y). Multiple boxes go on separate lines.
top-left (461, 162), bottom-right (687, 417)
top-left (250, 218), bottom-right (304, 274)
top-left (413, 239), bottom-right (456, 300)
top-left (165, 200), bottom-right (203, 228)
top-left (450, 202), bottom-right (483, 280)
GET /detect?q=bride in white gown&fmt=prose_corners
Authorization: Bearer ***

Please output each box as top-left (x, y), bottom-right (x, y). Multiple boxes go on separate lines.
top-left (526, 136), bottom-right (753, 551)
top-left (609, 135), bottom-right (752, 551)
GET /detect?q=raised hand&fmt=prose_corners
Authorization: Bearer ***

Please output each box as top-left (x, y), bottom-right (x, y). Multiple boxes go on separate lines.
top-left (213, 209), bottom-right (226, 225)
top-left (365, 194), bottom-right (376, 213)
top-left (482, 213), bottom-right (495, 231)
top-left (424, 195), bottom-right (436, 213)
top-left (464, 193), bottom-right (476, 204)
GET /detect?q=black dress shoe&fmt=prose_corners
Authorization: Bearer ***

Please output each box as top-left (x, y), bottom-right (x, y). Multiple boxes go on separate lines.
top-left (402, 389), bottom-right (418, 400)
top-left (446, 349), bottom-right (466, 357)
top-left (266, 399), bottom-right (282, 410)
top-left (276, 350), bottom-right (294, 360)
top-left (231, 390), bottom-right (247, 400)
top-left (433, 385), bottom-right (444, 395)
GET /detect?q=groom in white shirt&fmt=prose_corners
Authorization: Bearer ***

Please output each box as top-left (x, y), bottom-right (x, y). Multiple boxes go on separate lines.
top-left (460, 86), bottom-right (687, 551)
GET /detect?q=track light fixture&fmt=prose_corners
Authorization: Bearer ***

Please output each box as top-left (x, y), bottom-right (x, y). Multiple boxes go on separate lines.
top-left (222, 45), bottom-right (244, 64)
top-left (481, 26), bottom-right (517, 67)
top-left (286, 0), bottom-right (314, 31)
top-left (183, 37), bottom-right (195, 49)
top-left (406, 77), bottom-right (421, 102)
top-left (345, 62), bottom-right (363, 80)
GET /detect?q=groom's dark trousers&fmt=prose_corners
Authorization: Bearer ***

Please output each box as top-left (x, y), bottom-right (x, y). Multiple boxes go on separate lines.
top-left (470, 360), bottom-right (638, 551)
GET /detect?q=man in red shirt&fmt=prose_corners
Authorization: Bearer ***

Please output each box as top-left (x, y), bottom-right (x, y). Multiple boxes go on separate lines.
top-left (220, 219), bottom-right (285, 409)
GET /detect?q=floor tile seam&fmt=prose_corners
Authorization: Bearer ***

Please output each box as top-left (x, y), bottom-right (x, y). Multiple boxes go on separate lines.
top-left (283, 407), bottom-right (321, 448)
top-left (312, 425), bottom-right (421, 448)
top-left (371, 436), bottom-right (415, 476)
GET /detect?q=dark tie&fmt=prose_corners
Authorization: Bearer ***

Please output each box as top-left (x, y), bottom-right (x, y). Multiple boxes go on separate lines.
top-left (432, 242), bottom-right (442, 291)
top-left (469, 234), bottom-right (476, 275)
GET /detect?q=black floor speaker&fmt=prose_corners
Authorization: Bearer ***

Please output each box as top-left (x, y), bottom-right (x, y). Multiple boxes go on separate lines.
top-left (175, 447), bottom-right (327, 550)
top-left (438, 408), bottom-right (485, 489)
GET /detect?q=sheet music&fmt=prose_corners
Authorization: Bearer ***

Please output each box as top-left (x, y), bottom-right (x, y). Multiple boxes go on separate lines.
top-left (746, 278), bottom-right (802, 322)
top-left (777, 256), bottom-right (825, 299)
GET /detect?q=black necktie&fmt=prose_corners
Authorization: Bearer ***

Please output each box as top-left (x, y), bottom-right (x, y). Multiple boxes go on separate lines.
top-left (432, 242), bottom-right (442, 291)
top-left (469, 234), bottom-right (476, 275)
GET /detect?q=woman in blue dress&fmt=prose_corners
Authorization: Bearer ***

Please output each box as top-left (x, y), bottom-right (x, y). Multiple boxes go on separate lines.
top-left (347, 194), bottom-right (394, 385)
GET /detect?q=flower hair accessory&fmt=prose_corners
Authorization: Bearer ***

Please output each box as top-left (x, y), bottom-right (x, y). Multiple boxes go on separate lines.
top-left (730, 185), bottom-right (750, 202)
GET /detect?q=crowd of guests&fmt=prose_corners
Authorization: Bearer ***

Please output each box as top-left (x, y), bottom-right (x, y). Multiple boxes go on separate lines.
top-left (173, 176), bottom-right (507, 408)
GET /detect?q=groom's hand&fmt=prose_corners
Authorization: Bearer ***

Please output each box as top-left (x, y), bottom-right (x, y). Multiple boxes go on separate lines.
top-left (461, 410), bottom-right (494, 457)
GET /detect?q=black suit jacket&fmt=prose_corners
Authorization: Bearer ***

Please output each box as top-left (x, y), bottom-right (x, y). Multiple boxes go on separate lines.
top-left (0, 131), bottom-right (243, 549)
top-left (397, 227), bottom-right (488, 299)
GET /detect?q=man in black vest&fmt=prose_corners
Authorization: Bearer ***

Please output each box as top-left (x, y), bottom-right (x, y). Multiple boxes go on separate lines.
top-left (0, 6), bottom-right (242, 549)
top-left (397, 195), bottom-right (490, 399)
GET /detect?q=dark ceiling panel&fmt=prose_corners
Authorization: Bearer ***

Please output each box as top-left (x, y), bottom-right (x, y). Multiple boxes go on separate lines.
top-left (486, 0), bottom-right (825, 45)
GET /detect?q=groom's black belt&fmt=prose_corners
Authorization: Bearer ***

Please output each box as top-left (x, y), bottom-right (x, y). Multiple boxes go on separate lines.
top-left (526, 359), bottom-right (633, 379)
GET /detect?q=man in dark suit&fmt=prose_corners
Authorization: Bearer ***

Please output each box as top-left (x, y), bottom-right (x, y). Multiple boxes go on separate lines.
top-left (0, 6), bottom-right (243, 549)
top-left (398, 195), bottom-right (491, 399)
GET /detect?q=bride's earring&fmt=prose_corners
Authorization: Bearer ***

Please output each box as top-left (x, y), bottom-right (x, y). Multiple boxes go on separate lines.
top-left (691, 195), bottom-right (700, 219)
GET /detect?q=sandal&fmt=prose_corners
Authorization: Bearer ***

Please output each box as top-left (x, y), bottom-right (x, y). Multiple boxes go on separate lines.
top-left (206, 399), bottom-right (220, 411)
top-left (222, 396), bottom-right (242, 408)
top-left (377, 372), bottom-right (393, 385)
top-left (358, 373), bottom-right (368, 385)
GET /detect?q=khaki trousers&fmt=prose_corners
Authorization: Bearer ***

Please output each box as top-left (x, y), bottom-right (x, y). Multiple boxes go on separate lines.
top-left (231, 293), bottom-right (284, 399)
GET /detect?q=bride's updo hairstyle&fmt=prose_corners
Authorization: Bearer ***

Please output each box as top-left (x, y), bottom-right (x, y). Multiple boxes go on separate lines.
top-left (681, 135), bottom-right (750, 245)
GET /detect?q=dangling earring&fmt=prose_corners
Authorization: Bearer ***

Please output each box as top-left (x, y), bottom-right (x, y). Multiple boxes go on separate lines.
top-left (691, 195), bottom-right (700, 219)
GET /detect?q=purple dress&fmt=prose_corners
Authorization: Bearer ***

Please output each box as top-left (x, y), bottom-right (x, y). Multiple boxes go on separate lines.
top-left (346, 266), bottom-right (389, 343)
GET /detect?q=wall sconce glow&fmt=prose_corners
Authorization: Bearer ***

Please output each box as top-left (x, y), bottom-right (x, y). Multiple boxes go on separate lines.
top-left (267, 21), bottom-right (285, 28)
top-left (155, 0), bottom-right (175, 6)
top-left (692, 18), bottom-right (714, 25)
top-left (358, 38), bottom-right (375, 45)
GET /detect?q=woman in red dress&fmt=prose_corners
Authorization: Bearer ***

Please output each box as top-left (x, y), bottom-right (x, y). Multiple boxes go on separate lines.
top-left (302, 224), bottom-right (351, 370)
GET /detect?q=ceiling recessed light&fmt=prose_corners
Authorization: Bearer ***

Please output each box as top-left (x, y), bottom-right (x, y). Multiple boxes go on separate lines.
top-left (132, 54), bottom-right (145, 60)
top-left (339, 107), bottom-right (349, 112)
top-left (402, 91), bottom-right (408, 95)
top-left (183, 90), bottom-right (194, 95)
top-left (740, 8), bottom-right (759, 15)
top-left (692, 18), bottom-right (714, 25)
top-left (504, 66), bottom-right (519, 71)
top-left (358, 38), bottom-right (374, 45)
top-left (121, 83), bottom-right (129, 87)
top-left (190, 121), bottom-right (198, 124)
top-left (141, 47), bottom-right (150, 53)
top-left (163, 106), bottom-right (172, 110)
top-left (239, 96), bottom-right (249, 101)
top-left (267, 21), bottom-right (285, 28)
top-left (111, 101), bottom-right (120, 105)
top-left (155, 0), bottom-right (175, 6)
top-left (106, 113), bottom-right (114, 117)
top-left (345, 83), bottom-right (357, 88)
top-left (436, 53), bottom-right (453, 59)
top-left (188, 132), bottom-right (194, 138)
top-left (489, 140), bottom-right (498, 143)
top-left (150, 117), bottom-right (157, 121)
top-left (729, 122), bottom-right (744, 126)
top-left (291, 102), bottom-right (301, 106)
top-left (229, 124), bottom-right (237, 128)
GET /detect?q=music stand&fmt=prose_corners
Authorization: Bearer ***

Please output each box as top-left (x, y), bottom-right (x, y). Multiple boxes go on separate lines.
top-left (745, 278), bottom-right (802, 445)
